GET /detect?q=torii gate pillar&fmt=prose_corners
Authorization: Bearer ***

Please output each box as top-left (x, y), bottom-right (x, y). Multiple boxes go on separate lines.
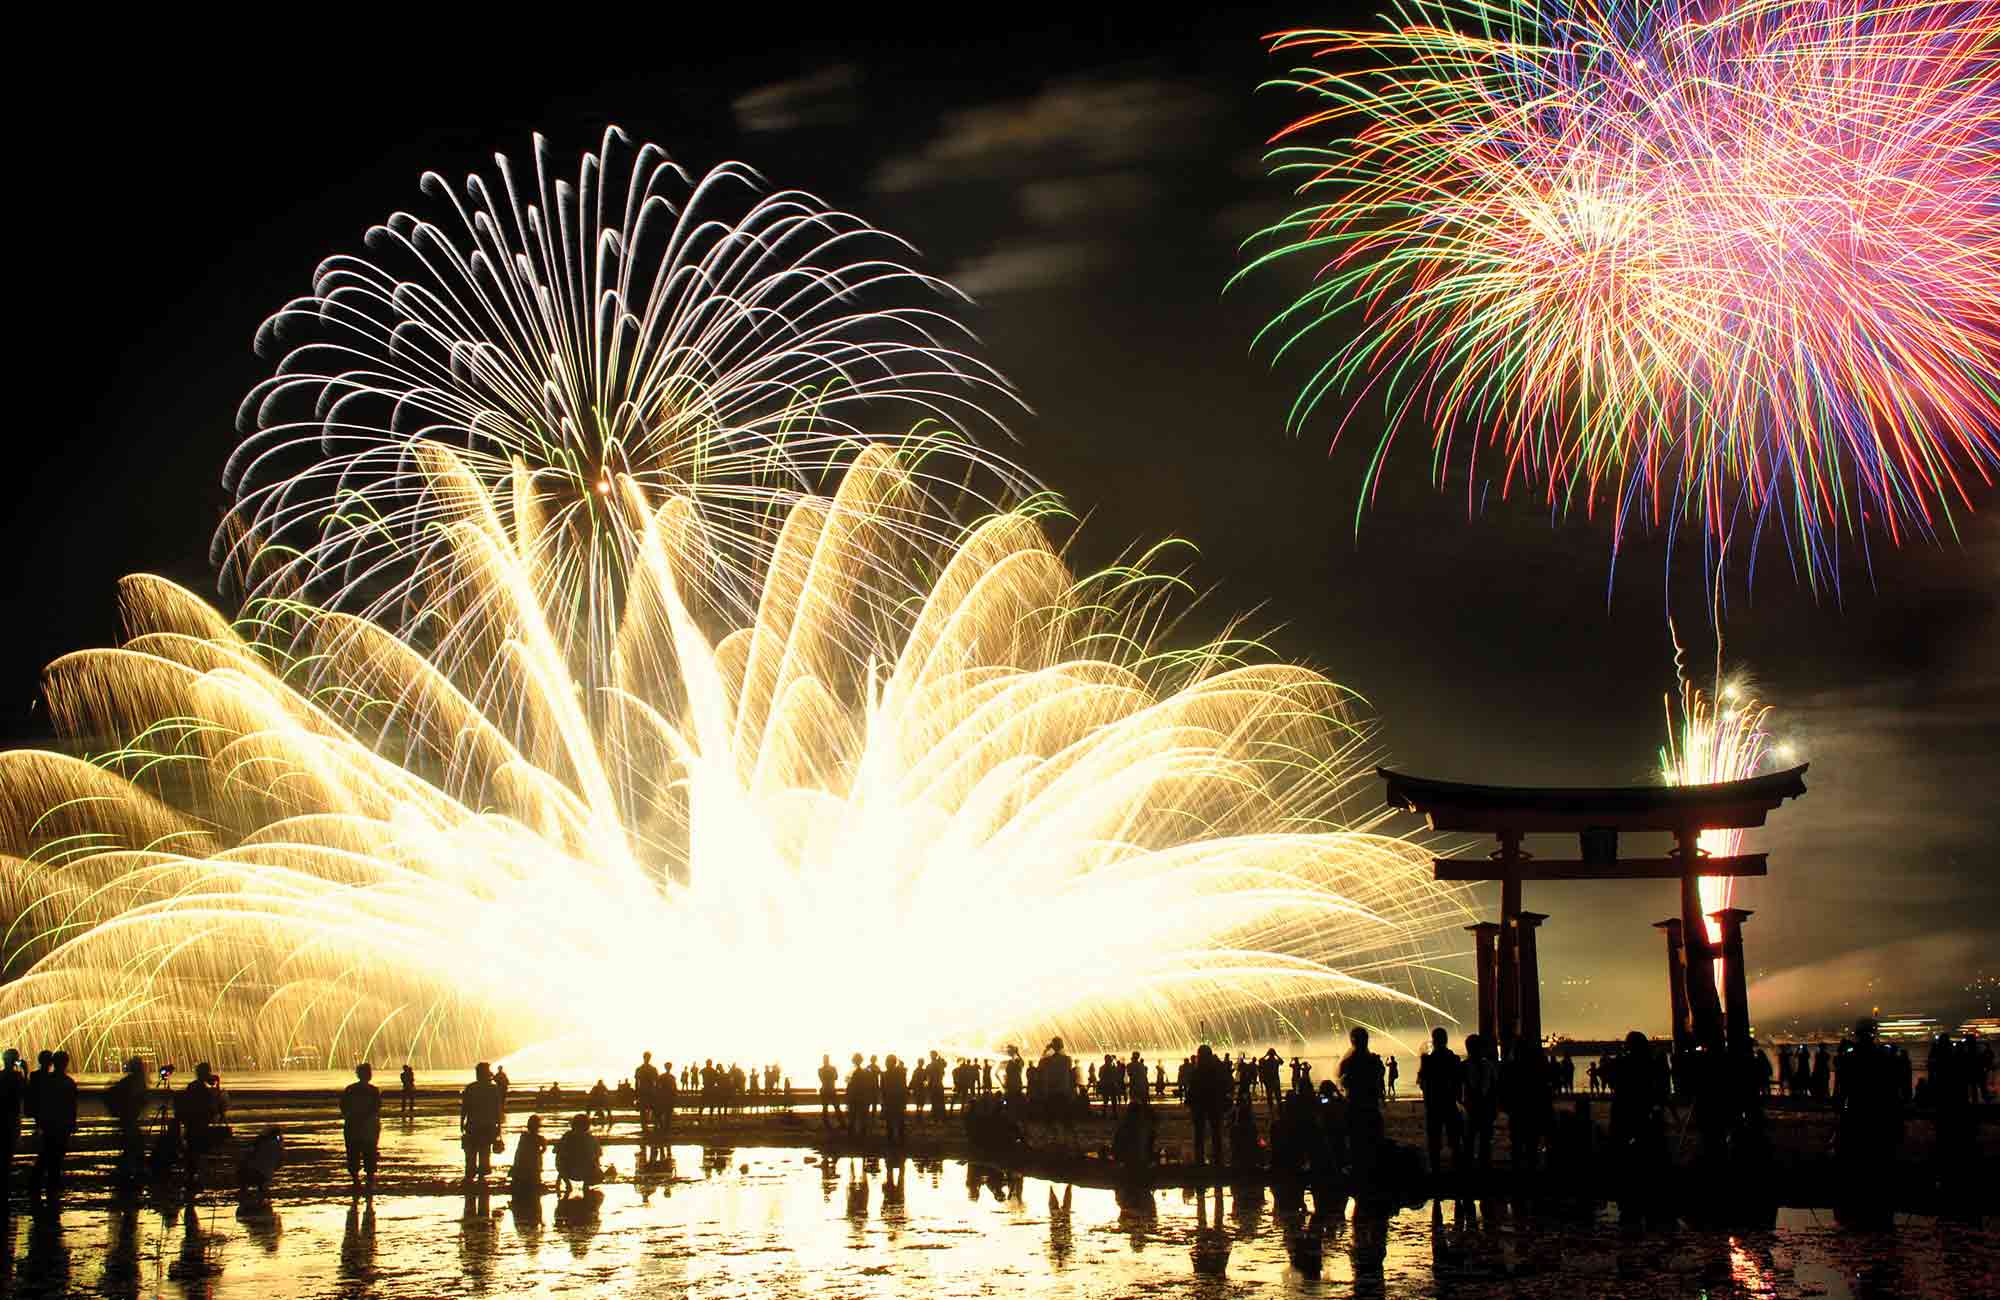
top-left (1517, 912), bottom-right (1548, 1046)
top-left (1709, 908), bottom-right (1755, 1056)
top-left (1677, 829), bottom-right (1726, 1053)
top-left (1654, 918), bottom-right (1692, 1052)
top-left (1465, 922), bottom-right (1500, 1043)
top-left (1496, 831), bottom-right (1523, 1050)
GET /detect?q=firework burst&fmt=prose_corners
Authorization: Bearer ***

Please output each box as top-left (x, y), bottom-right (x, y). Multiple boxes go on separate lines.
top-left (221, 127), bottom-right (1030, 698)
top-left (0, 448), bottom-right (1471, 1069)
top-left (1244, 0), bottom-right (2000, 588)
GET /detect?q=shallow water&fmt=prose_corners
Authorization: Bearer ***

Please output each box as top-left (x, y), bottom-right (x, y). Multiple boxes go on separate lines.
top-left (4, 1118), bottom-right (1993, 1298)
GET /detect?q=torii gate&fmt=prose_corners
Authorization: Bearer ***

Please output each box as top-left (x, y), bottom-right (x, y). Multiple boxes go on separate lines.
top-left (1379, 766), bottom-right (1807, 1054)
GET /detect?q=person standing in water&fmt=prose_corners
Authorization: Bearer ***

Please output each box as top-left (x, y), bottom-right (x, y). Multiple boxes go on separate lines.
top-left (33, 1050), bottom-right (80, 1200)
top-left (818, 1055), bottom-right (840, 1129)
top-left (341, 1063), bottom-right (383, 1193)
top-left (459, 1063), bottom-right (503, 1183)
top-left (104, 1056), bottom-right (150, 1190)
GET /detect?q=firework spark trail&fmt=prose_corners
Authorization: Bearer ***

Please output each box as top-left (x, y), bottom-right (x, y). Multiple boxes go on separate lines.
top-left (1242, 1), bottom-right (2000, 589)
top-left (1659, 628), bottom-right (1784, 945)
top-left (0, 448), bottom-right (1473, 1070)
top-left (0, 131), bottom-right (1471, 1069)
top-left (220, 126), bottom-right (1033, 702)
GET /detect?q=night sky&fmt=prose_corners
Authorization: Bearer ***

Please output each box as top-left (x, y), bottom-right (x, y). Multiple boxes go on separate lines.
top-left (23, 11), bottom-right (1999, 1034)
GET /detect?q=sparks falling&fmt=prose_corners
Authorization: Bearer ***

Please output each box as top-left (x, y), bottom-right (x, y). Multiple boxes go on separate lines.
top-left (0, 448), bottom-right (1471, 1068)
top-left (0, 132), bottom-right (1471, 1069)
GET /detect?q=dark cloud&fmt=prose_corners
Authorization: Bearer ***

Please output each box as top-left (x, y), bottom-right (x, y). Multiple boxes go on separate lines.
top-left (733, 63), bottom-right (861, 133)
top-left (873, 75), bottom-right (1217, 192)
top-left (950, 243), bottom-right (1102, 298)
top-left (872, 74), bottom-right (1222, 296)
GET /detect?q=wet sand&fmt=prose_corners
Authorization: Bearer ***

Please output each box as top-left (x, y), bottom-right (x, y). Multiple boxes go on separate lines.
top-left (3, 1097), bottom-right (1996, 1300)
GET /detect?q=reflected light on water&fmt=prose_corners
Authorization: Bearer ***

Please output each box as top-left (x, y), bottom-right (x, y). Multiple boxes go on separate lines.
top-left (3, 1126), bottom-right (1992, 1300)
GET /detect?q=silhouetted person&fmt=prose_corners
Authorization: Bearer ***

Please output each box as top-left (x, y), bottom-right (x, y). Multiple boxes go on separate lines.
top-left (1460, 1035), bottom-right (1498, 1168)
top-left (845, 1053), bottom-right (876, 1139)
top-left (105, 1056), bottom-right (150, 1189)
top-left (1606, 1031), bottom-right (1668, 1221)
top-left (1003, 1045), bottom-right (1024, 1103)
top-left (341, 1063), bottom-right (383, 1193)
top-left (399, 1063), bottom-right (416, 1116)
top-left (634, 1052), bottom-right (659, 1135)
top-left (1507, 1042), bottom-right (1553, 1172)
top-left (1835, 1019), bottom-right (1903, 1227)
top-left (510, 1114), bottom-right (549, 1196)
top-left (1417, 1027), bottom-right (1464, 1176)
top-left (881, 1055), bottom-right (909, 1145)
top-left (1338, 1026), bottom-right (1386, 1184)
top-left (236, 1128), bottom-right (283, 1201)
top-left (1187, 1044), bottom-right (1230, 1165)
top-left (1113, 1086), bottom-right (1158, 1173)
top-left (31, 1050), bottom-right (78, 1199)
top-left (1386, 1055), bottom-right (1400, 1099)
top-left (654, 1061), bottom-right (677, 1143)
top-left (177, 1062), bottom-right (226, 1190)
top-left (0, 1047), bottom-right (24, 1199)
top-left (554, 1113), bottom-right (602, 1196)
top-left (818, 1055), bottom-right (840, 1128)
top-left (460, 1062), bottom-right (503, 1183)
top-left (1228, 1101), bottom-right (1261, 1172)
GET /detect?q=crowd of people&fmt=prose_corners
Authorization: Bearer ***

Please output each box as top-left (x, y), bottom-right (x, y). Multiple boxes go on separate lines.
top-left (0, 1021), bottom-right (1990, 1216)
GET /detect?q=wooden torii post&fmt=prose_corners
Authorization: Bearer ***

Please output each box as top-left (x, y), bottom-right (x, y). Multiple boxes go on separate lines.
top-left (1380, 766), bottom-right (1807, 1053)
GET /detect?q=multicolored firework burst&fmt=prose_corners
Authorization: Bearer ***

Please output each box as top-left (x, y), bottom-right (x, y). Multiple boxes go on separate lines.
top-left (1244, 0), bottom-right (2000, 588)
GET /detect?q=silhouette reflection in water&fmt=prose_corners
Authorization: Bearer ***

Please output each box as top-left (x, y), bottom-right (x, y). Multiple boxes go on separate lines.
top-left (458, 1187), bottom-right (495, 1287)
top-left (170, 1201), bottom-right (221, 1290)
top-left (0, 1130), bottom-right (1991, 1299)
top-left (236, 1198), bottom-right (282, 1255)
top-left (20, 1205), bottom-right (69, 1296)
top-left (1114, 1183), bottom-right (1156, 1252)
top-left (338, 1199), bottom-right (377, 1294)
top-left (1046, 1184), bottom-right (1074, 1270)
top-left (880, 1157), bottom-right (907, 1234)
top-left (98, 1207), bottom-right (141, 1298)
top-left (553, 1187), bottom-right (603, 1258)
top-left (1191, 1185), bottom-right (1230, 1276)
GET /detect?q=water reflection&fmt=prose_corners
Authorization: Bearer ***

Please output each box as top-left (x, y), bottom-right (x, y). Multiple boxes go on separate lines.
top-left (1190, 1186), bottom-right (1228, 1276)
top-left (22, 1205), bottom-right (70, 1296)
top-left (169, 1201), bottom-right (222, 1290)
top-left (0, 1139), bottom-right (1992, 1299)
top-left (99, 1207), bottom-right (141, 1297)
top-left (1112, 1184), bottom-right (1155, 1252)
top-left (236, 1198), bottom-right (283, 1254)
top-left (338, 1199), bottom-right (377, 1293)
top-left (552, 1187), bottom-right (603, 1257)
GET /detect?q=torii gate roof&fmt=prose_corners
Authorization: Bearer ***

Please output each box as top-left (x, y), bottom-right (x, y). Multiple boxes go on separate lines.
top-left (1379, 764), bottom-right (1808, 834)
